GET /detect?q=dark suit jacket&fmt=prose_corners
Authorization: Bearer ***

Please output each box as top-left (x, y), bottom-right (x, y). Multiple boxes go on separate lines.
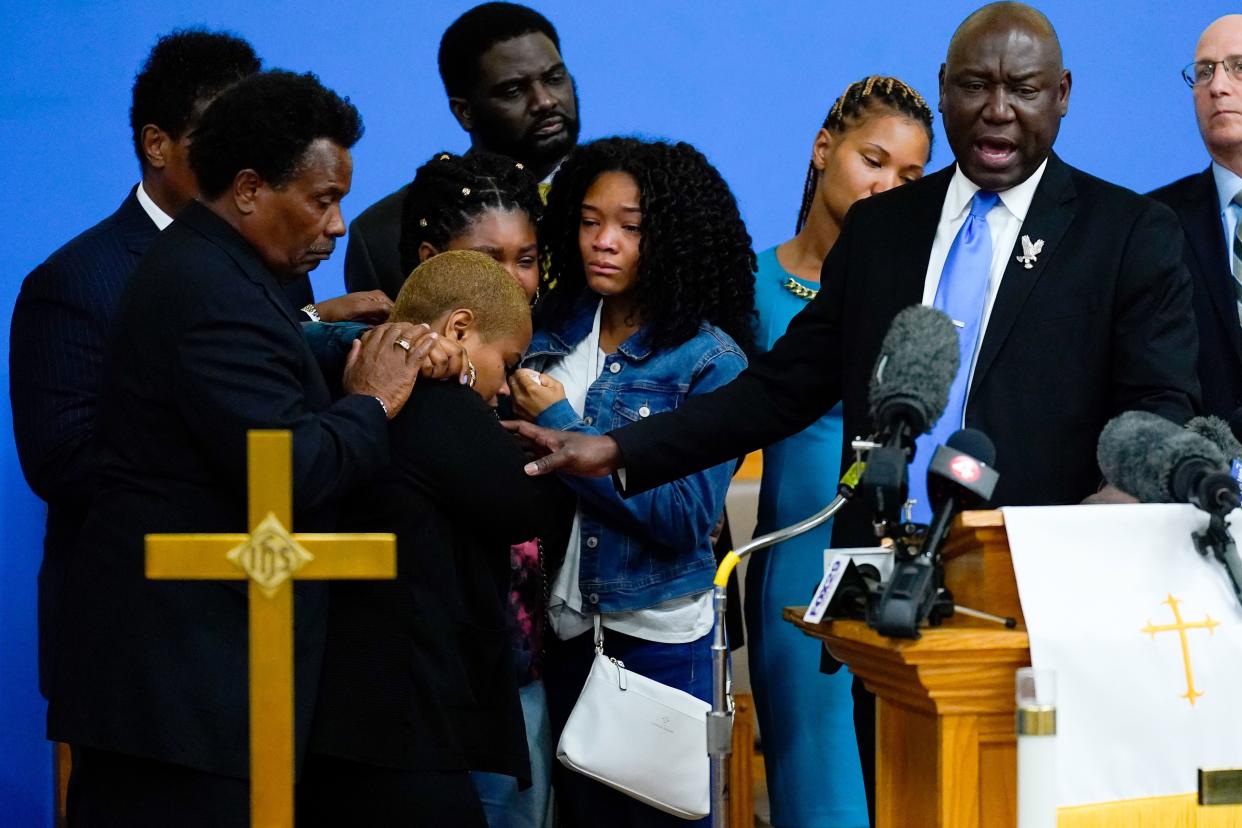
top-left (311, 381), bottom-right (561, 781)
top-left (613, 153), bottom-right (1200, 548)
top-left (1149, 168), bottom-right (1242, 419)
top-left (45, 200), bottom-right (388, 778)
top-left (9, 188), bottom-right (316, 699)
top-left (10, 188), bottom-right (158, 697)
top-left (343, 185), bottom-right (407, 299)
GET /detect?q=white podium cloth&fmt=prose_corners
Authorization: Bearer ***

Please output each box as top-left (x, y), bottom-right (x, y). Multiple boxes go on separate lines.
top-left (1004, 504), bottom-right (1242, 808)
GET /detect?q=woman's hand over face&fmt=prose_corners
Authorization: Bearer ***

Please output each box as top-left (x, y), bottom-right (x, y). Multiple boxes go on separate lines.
top-left (509, 369), bottom-right (567, 421)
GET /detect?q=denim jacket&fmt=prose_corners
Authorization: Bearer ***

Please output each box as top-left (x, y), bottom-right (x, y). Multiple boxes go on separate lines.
top-left (523, 295), bottom-right (747, 612)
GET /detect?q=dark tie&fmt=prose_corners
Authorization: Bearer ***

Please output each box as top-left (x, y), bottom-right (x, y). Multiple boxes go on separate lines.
top-left (1231, 189), bottom-right (1242, 324)
top-left (908, 189), bottom-right (1000, 522)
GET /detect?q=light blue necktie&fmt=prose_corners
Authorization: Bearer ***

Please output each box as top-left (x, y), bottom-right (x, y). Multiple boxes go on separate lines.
top-left (908, 189), bottom-right (999, 523)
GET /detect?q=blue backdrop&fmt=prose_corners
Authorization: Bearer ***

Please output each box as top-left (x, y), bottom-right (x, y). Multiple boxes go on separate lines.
top-left (0, 1), bottom-right (1233, 823)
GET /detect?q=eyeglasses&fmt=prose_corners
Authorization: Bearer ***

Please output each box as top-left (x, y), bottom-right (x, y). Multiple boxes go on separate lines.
top-left (1183, 56), bottom-right (1242, 88)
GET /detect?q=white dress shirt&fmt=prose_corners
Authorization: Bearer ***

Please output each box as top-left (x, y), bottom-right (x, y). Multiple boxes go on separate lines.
top-left (135, 182), bottom-right (173, 231)
top-left (921, 159), bottom-right (1049, 425)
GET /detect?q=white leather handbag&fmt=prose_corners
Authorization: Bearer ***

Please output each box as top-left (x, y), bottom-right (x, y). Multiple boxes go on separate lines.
top-left (555, 619), bottom-right (711, 820)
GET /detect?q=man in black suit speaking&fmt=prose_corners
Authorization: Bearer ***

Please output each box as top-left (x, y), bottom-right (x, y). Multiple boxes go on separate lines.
top-left (46, 70), bottom-right (452, 826)
top-left (508, 2), bottom-right (1199, 819)
top-left (1150, 15), bottom-right (1242, 420)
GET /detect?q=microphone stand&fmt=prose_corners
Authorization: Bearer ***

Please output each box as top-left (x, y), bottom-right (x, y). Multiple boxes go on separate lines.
top-left (1192, 511), bottom-right (1242, 608)
top-left (707, 476), bottom-right (859, 828)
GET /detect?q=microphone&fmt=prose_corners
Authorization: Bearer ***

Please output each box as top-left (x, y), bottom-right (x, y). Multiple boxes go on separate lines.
top-left (870, 428), bottom-right (998, 639)
top-left (925, 429), bottom-right (999, 543)
top-left (1100, 411), bottom-right (1242, 609)
top-left (1187, 414), bottom-right (1242, 464)
top-left (1098, 411), bottom-right (1238, 515)
top-left (867, 305), bottom-right (960, 449)
top-left (860, 305), bottom-right (960, 524)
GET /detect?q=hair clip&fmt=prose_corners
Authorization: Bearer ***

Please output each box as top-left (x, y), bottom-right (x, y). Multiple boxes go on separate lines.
top-left (419, 218), bottom-right (428, 227)
top-left (515, 162), bottom-right (525, 170)
top-left (462, 187), bottom-right (471, 196)
top-left (439, 153), bottom-right (451, 161)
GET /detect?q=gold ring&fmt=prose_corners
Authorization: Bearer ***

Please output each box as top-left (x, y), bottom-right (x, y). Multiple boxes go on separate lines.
top-left (395, 338), bottom-right (411, 352)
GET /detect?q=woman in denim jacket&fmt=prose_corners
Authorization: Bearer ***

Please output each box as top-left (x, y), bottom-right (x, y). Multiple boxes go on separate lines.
top-left (510, 137), bottom-right (756, 827)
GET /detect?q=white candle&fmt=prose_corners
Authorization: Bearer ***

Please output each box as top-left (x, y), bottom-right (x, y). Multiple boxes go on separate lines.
top-left (1016, 667), bottom-right (1057, 828)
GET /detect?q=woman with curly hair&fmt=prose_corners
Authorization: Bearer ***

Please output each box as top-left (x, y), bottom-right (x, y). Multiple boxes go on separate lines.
top-left (509, 136), bottom-right (754, 827)
top-left (748, 76), bottom-right (932, 828)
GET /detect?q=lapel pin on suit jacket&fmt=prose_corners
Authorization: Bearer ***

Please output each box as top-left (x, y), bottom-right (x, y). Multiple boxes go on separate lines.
top-left (1017, 235), bottom-right (1045, 269)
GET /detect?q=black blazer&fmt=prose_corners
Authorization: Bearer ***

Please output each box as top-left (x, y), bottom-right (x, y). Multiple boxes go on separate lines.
top-left (310, 381), bottom-right (559, 781)
top-left (10, 189), bottom-right (157, 695)
top-left (46, 200), bottom-right (389, 778)
top-left (10, 188), bottom-right (317, 698)
top-left (613, 154), bottom-right (1200, 548)
top-left (1149, 168), bottom-right (1242, 419)
top-left (343, 185), bottom-right (407, 299)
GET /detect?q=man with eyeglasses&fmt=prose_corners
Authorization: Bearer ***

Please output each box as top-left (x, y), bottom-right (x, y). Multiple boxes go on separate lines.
top-left (1151, 15), bottom-right (1242, 420)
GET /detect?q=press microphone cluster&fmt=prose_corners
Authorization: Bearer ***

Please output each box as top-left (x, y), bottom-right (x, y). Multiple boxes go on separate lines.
top-left (869, 428), bottom-right (999, 638)
top-left (1097, 411), bottom-right (1240, 517)
top-left (1098, 410), bottom-right (1242, 607)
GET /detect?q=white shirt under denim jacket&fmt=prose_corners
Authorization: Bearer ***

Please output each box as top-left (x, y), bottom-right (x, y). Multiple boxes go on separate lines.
top-left (522, 294), bottom-right (748, 643)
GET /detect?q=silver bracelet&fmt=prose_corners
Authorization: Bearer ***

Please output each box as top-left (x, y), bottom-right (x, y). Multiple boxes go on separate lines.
top-left (371, 395), bottom-right (389, 418)
top-left (302, 303), bottom-right (321, 322)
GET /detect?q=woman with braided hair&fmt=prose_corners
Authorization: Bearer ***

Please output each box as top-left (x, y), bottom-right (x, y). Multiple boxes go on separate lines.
top-left (359, 149), bottom-right (547, 301)
top-left (509, 136), bottom-right (754, 826)
top-left (747, 75), bottom-right (932, 828)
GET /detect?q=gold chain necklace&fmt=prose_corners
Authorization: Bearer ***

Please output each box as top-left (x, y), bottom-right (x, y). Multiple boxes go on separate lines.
top-left (782, 277), bottom-right (818, 301)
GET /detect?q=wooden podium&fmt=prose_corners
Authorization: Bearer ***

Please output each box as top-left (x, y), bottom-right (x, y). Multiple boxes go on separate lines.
top-left (784, 510), bottom-right (1029, 828)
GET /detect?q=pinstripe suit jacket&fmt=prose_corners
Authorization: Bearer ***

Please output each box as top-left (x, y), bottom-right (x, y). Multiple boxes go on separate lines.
top-left (10, 187), bottom-right (157, 697)
top-left (10, 186), bottom-right (318, 698)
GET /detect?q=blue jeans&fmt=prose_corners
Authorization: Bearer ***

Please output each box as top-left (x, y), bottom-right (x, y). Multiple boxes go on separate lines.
top-left (471, 680), bottom-right (553, 828)
top-left (545, 627), bottom-right (713, 828)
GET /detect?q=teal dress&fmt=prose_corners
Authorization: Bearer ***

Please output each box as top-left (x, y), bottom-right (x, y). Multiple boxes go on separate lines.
top-left (744, 246), bottom-right (867, 827)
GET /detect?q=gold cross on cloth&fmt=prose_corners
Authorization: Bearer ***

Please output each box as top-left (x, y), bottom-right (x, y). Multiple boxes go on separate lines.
top-left (1141, 593), bottom-right (1220, 706)
top-left (145, 430), bottom-right (395, 827)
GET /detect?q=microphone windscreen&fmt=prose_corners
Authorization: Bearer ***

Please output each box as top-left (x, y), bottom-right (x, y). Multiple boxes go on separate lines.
top-left (1186, 415), bottom-right (1242, 461)
top-left (1098, 411), bottom-right (1227, 502)
top-left (1228, 408), bottom-right (1242, 446)
top-left (946, 428), bottom-right (997, 467)
top-left (868, 305), bottom-right (960, 435)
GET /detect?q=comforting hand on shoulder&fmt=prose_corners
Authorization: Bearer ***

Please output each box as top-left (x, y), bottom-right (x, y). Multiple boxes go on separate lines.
top-left (316, 290), bottom-right (394, 324)
top-left (509, 368), bottom-right (567, 421)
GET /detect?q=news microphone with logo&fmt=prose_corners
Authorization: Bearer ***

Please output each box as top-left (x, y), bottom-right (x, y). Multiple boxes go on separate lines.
top-left (870, 429), bottom-right (998, 639)
top-left (860, 305), bottom-right (960, 524)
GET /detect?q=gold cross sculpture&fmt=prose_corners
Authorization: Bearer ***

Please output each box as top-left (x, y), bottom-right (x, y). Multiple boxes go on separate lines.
top-left (145, 430), bottom-right (395, 827)
top-left (1141, 593), bottom-right (1220, 706)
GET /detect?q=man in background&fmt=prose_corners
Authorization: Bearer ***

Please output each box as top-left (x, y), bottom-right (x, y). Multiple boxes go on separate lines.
top-left (46, 69), bottom-right (447, 824)
top-left (10, 29), bottom-right (392, 702)
top-left (10, 30), bottom-right (261, 700)
top-left (345, 1), bottom-right (580, 297)
top-left (1150, 15), bottom-right (1242, 420)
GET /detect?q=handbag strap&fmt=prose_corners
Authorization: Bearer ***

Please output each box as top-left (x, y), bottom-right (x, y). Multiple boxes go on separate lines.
top-left (593, 614), bottom-right (605, 654)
